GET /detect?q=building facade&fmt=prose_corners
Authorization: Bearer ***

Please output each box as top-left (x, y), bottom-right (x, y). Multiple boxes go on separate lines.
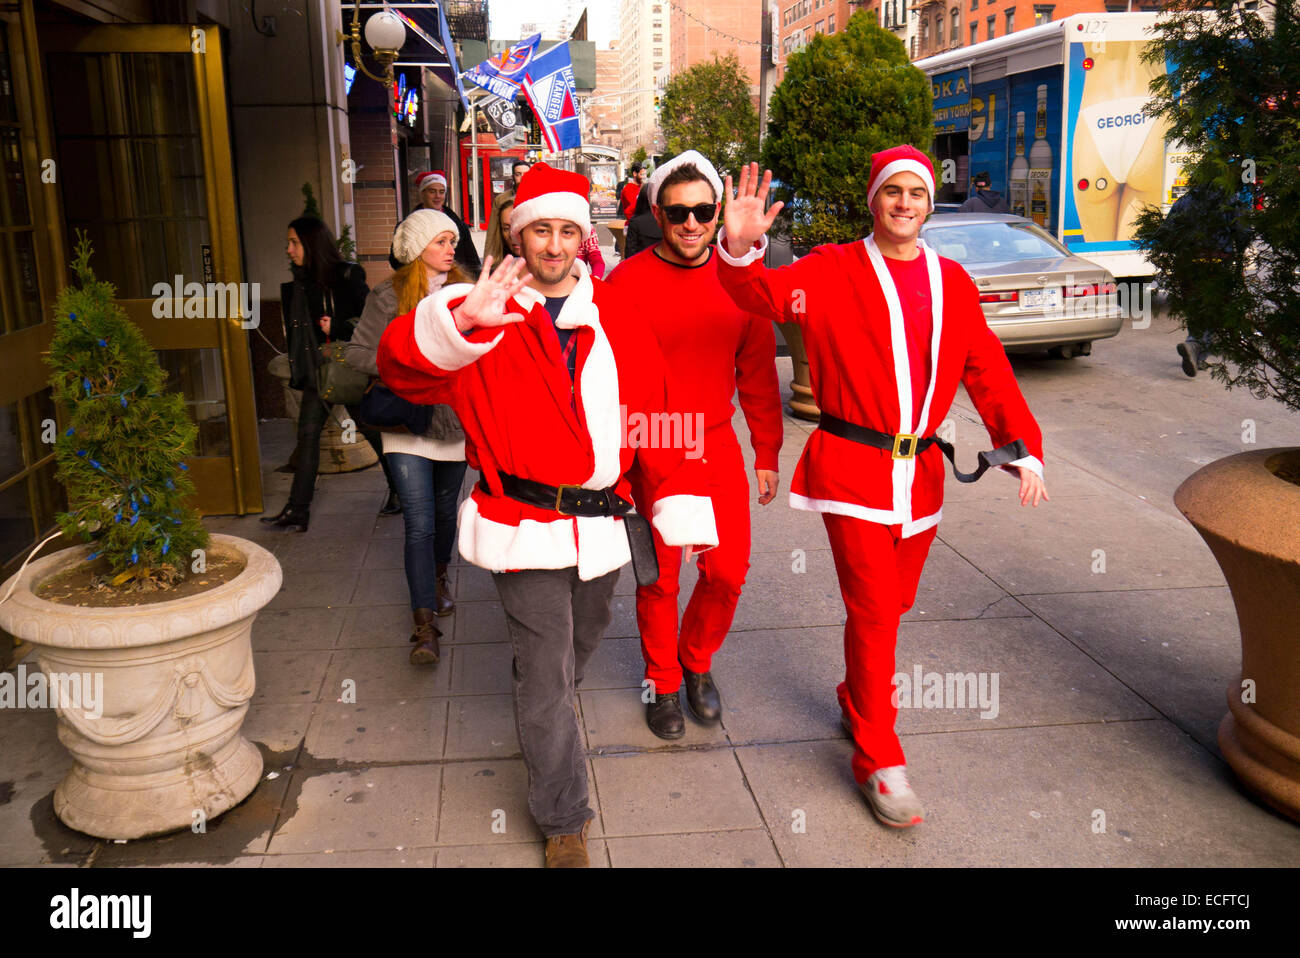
top-left (619, 0), bottom-right (669, 154)
top-left (670, 0), bottom-right (763, 94)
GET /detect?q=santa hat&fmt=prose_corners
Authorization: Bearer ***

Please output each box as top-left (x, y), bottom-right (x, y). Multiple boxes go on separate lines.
top-left (392, 209), bottom-right (458, 264)
top-left (866, 145), bottom-right (935, 213)
top-left (416, 170), bottom-right (448, 192)
top-left (646, 149), bottom-right (724, 208)
top-left (510, 162), bottom-right (592, 241)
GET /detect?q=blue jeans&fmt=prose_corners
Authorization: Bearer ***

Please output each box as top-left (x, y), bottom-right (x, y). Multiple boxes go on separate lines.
top-left (385, 453), bottom-right (467, 610)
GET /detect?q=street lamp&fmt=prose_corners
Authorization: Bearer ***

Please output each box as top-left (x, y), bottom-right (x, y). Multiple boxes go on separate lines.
top-left (338, 0), bottom-right (406, 84)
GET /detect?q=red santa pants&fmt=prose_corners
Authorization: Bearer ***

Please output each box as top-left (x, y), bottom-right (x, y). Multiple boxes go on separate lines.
top-left (632, 427), bottom-right (751, 695)
top-left (822, 513), bottom-right (938, 783)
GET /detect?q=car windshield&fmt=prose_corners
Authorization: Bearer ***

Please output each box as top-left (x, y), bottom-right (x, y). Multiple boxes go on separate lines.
top-left (922, 221), bottom-right (1070, 265)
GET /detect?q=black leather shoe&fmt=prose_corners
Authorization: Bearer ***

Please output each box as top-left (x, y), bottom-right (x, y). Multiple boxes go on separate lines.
top-left (379, 490), bottom-right (402, 516)
top-left (278, 508), bottom-right (310, 533)
top-left (260, 503), bottom-right (293, 525)
top-left (683, 669), bottom-right (722, 724)
top-left (646, 691), bottom-right (685, 740)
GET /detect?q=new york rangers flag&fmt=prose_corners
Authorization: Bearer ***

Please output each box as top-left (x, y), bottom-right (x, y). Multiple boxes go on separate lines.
top-left (523, 41), bottom-right (582, 151)
top-left (463, 33), bottom-right (540, 102)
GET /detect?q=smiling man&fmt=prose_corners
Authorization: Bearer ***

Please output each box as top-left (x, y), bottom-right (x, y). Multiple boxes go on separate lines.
top-left (377, 162), bottom-right (718, 867)
top-left (607, 150), bottom-right (783, 739)
top-left (715, 144), bottom-right (1048, 829)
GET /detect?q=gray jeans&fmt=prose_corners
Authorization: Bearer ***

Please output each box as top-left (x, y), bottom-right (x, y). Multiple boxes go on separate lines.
top-left (492, 566), bottom-right (619, 837)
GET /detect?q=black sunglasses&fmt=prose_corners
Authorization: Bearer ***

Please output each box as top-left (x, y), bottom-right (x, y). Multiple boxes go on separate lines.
top-left (661, 202), bottom-right (718, 225)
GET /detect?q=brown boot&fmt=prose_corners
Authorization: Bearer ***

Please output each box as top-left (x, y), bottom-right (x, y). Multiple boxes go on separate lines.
top-left (544, 821), bottom-right (590, 868)
top-left (434, 562), bottom-right (455, 616)
top-left (409, 608), bottom-right (441, 665)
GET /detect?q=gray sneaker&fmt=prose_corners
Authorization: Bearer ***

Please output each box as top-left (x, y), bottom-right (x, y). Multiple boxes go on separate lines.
top-left (860, 765), bottom-right (924, 828)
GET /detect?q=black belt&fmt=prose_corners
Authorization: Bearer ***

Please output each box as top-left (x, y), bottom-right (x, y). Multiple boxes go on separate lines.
top-left (817, 413), bottom-right (1028, 484)
top-left (482, 473), bottom-right (635, 517)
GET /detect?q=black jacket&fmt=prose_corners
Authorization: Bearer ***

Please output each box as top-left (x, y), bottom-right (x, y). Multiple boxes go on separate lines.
top-left (442, 206), bottom-right (481, 272)
top-left (623, 191), bottom-right (662, 260)
top-left (280, 261), bottom-right (369, 390)
top-left (959, 189), bottom-right (1011, 214)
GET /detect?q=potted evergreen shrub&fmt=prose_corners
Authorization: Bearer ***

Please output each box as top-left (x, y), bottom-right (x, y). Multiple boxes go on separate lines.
top-left (0, 236), bottom-right (281, 839)
top-left (1134, 1), bottom-right (1300, 821)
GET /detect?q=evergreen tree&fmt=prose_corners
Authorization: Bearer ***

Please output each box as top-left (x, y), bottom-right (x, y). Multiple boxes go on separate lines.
top-left (660, 52), bottom-right (760, 180)
top-left (47, 233), bottom-right (208, 585)
top-left (763, 11), bottom-right (933, 246)
top-left (1134, 0), bottom-right (1300, 411)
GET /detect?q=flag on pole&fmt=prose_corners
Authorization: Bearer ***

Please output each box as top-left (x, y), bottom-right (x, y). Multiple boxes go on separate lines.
top-left (462, 33), bottom-right (540, 101)
top-left (522, 41), bottom-right (582, 152)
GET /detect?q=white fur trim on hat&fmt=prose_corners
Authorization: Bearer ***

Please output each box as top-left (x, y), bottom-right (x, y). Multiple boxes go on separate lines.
top-left (509, 191), bottom-right (591, 241)
top-left (646, 150), bottom-right (724, 208)
top-left (392, 209), bottom-right (458, 265)
top-left (868, 159), bottom-right (935, 213)
top-left (417, 172), bottom-right (447, 191)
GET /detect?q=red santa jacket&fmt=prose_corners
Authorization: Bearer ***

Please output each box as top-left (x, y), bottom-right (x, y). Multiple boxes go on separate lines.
top-left (716, 231), bottom-right (1044, 537)
top-left (605, 247), bottom-right (784, 471)
top-left (376, 260), bottom-right (719, 579)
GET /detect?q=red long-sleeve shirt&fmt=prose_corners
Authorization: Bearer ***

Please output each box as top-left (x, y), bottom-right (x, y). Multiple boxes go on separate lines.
top-left (607, 246), bottom-right (784, 471)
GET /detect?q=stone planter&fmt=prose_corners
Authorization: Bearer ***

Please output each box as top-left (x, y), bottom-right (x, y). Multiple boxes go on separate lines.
top-left (0, 534), bottom-right (281, 839)
top-left (777, 321), bottom-right (820, 421)
top-left (1174, 447), bottom-right (1300, 823)
top-left (268, 353), bottom-right (377, 473)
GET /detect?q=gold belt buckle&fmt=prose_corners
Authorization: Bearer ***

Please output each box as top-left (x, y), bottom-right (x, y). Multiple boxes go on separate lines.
top-left (554, 483), bottom-right (580, 515)
top-left (892, 433), bottom-right (918, 460)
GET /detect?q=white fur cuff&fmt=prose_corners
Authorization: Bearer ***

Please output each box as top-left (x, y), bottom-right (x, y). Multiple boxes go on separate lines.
top-left (715, 228), bottom-right (768, 267)
top-left (1001, 455), bottom-right (1044, 482)
top-left (414, 283), bottom-right (504, 371)
top-left (650, 494), bottom-right (719, 550)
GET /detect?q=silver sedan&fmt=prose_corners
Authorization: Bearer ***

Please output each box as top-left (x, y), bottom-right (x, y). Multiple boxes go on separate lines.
top-left (920, 213), bottom-right (1125, 359)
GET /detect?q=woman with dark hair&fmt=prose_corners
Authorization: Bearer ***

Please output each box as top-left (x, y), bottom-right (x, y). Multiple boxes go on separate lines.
top-left (262, 216), bottom-right (396, 533)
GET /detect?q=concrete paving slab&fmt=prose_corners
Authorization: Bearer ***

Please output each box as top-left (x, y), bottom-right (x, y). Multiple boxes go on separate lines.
top-left (604, 828), bottom-right (782, 867)
top-left (311, 490), bottom-right (387, 516)
top-left (452, 599), bottom-right (509, 644)
top-left (338, 604), bottom-right (418, 649)
top-left (352, 568), bottom-right (411, 606)
top-left (443, 694), bottom-right (520, 760)
top-left (252, 607), bottom-right (346, 652)
top-left (580, 687), bottom-right (729, 752)
top-left (265, 569), bottom-right (360, 611)
top-left (266, 765), bottom-right (441, 855)
top-left (726, 549), bottom-right (846, 633)
top-left (322, 647), bottom-right (449, 700)
top-left (435, 760), bottom-right (546, 845)
top-left (591, 750), bottom-right (764, 836)
top-left (361, 535), bottom-right (405, 570)
top-left (241, 702), bottom-right (313, 753)
top-left (906, 540), bottom-right (1020, 622)
top-left (939, 495), bottom-right (1225, 595)
top-left (575, 635), bottom-right (645, 691)
top-left (298, 511), bottom-right (378, 541)
top-left (274, 534), bottom-right (370, 572)
top-left (304, 699), bottom-right (446, 764)
top-left (252, 650), bottom-right (331, 703)
top-left (1018, 586), bottom-right (1240, 750)
top-left (748, 496), bottom-right (829, 554)
top-left (449, 643), bottom-right (513, 695)
top-left (0, 712), bottom-right (84, 866)
top-left (262, 847), bottom-right (434, 866)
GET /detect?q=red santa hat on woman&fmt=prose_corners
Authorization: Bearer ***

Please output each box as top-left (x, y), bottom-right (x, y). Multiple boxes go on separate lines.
top-left (866, 145), bottom-right (936, 214)
top-left (509, 162), bottom-right (592, 241)
top-left (416, 170), bottom-right (448, 193)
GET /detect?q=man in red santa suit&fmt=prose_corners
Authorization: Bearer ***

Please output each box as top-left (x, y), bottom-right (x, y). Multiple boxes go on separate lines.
top-left (606, 150), bottom-right (784, 738)
top-left (714, 147), bottom-right (1048, 828)
top-left (377, 163), bottom-right (719, 866)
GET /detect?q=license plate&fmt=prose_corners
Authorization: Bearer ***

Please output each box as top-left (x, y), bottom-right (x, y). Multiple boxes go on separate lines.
top-left (1020, 287), bottom-right (1062, 310)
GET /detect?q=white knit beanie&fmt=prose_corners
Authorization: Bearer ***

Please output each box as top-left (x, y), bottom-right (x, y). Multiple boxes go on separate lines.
top-left (392, 209), bottom-right (458, 264)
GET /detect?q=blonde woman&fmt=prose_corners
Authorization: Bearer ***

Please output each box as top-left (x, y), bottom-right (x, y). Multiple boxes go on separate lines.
top-left (346, 210), bottom-right (471, 665)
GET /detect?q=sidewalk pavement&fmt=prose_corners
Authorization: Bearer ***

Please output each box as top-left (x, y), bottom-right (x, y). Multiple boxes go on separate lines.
top-left (3, 357), bottom-right (1300, 868)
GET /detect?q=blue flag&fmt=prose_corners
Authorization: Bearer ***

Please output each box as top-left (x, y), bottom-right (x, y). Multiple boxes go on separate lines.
top-left (523, 42), bottom-right (582, 152)
top-left (463, 33), bottom-right (540, 102)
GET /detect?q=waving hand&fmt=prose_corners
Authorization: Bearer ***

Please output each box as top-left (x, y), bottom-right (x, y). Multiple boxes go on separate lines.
top-left (453, 255), bottom-right (533, 333)
top-left (723, 162), bottom-right (784, 257)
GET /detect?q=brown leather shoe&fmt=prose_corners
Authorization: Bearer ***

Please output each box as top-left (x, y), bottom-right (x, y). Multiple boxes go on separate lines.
top-left (544, 821), bottom-right (590, 868)
top-left (434, 562), bottom-right (455, 617)
top-left (409, 608), bottom-right (441, 665)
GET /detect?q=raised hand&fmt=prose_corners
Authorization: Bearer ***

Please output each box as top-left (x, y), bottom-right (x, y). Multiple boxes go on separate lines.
top-left (453, 254), bottom-right (533, 333)
top-left (723, 162), bottom-right (784, 258)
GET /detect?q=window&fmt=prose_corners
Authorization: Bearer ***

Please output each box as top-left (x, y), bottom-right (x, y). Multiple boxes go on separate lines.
top-left (936, 16), bottom-right (943, 45)
top-left (1005, 8), bottom-right (1014, 32)
top-left (911, 35), bottom-right (917, 57)
top-left (653, 48), bottom-right (663, 57)
top-left (971, 0), bottom-right (977, 9)
top-left (952, 8), bottom-right (960, 37)
top-left (970, 21), bottom-right (978, 44)
top-left (921, 19), bottom-right (928, 45)
top-left (1033, 4), bottom-right (1054, 23)
top-left (987, 15), bottom-right (995, 39)
top-left (653, 34), bottom-right (662, 42)
top-left (816, 18), bottom-right (824, 33)
top-left (828, 13), bottom-right (835, 31)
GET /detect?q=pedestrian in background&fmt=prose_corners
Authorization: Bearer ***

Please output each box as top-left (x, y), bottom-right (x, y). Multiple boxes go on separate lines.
top-left (416, 171), bottom-right (481, 272)
top-left (622, 189), bottom-right (662, 260)
top-left (263, 215), bottom-right (394, 533)
top-left (958, 171), bottom-right (1010, 213)
top-left (346, 210), bottom-right (471, 665)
